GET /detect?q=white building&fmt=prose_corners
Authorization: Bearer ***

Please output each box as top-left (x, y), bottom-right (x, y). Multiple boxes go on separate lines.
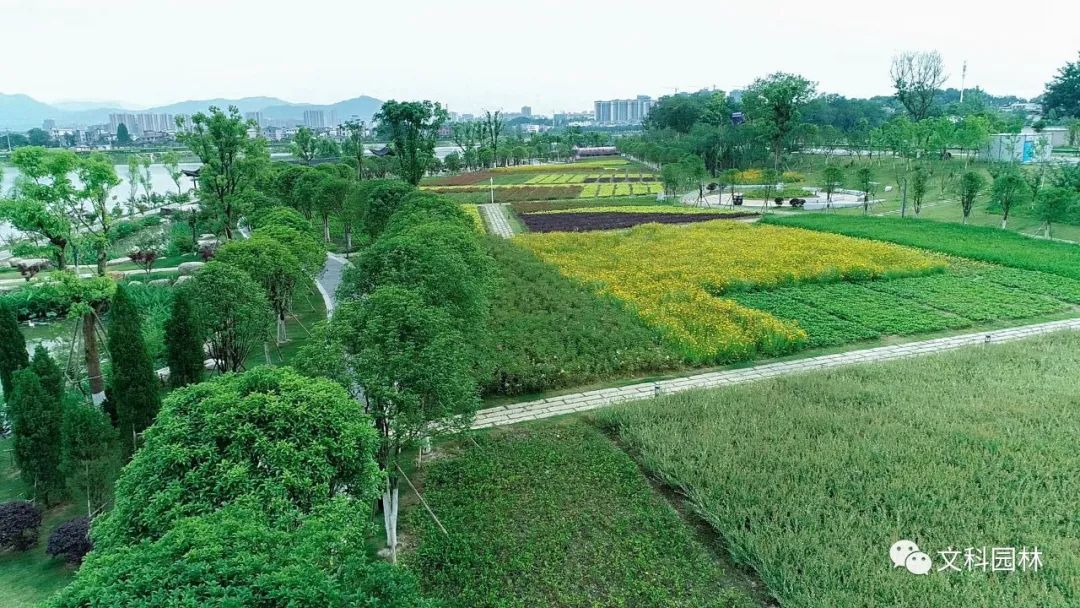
top-left (981, 132), bottom-right (1053, 164)
top-left (303, 110), bottom-right (327, 129)
top-left (593, 95), bottom-right (654, 125)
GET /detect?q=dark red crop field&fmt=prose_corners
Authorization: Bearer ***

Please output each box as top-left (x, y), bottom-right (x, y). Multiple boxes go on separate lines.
top-left (519, 212), bottom-right (758, 232)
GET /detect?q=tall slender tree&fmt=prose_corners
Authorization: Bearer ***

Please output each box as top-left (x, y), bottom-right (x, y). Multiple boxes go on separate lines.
top-left (0, 299), bottom-right (29, 401)
top-left (61, 402), bottom-right (117, 517)
top-left (176, 106), bottom-right (269, 239)
top-left (374, 100), bottom-right (448, 185)
top-left (106, 284), bottom-right (161, 454)
top-left (164, 289), bottom-right (205, 388)
top-left (30, 346), bottom-right (63, 406)
top-left (9, 368), bottom-right (64, 505)
top-left (891, 51), bottom-right (948, 121)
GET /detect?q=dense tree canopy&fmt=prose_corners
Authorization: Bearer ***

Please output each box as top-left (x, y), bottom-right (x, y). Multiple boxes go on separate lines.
top-left (374, 100), bottom-right (448, 185)
top-left (1043, 52), bottom-right (1080, 119)
top-left (181, 262), bottom-right (272, 372)
top-left (91, 366), bottom-right (382, 550)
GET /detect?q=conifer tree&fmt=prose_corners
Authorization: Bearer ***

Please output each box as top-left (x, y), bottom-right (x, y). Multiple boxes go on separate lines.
top-left (0, 299), bottom-right (29, 402)
top-left (106, 284), bottom-right (161, 454)
top-left (164, 289), bottom-right (205, 388)
top-left (31, 346), bottom-right (64, 405)
top-left (61, 402), bottom-right (117, 517)
top-left (8, 369), bottom-right (64, 505)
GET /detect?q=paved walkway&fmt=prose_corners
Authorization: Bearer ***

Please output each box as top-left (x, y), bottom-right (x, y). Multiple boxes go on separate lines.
top-left (472, 318), bottom-right (1080, 429)
top-left (479, 203), bottom-right (514, 238)
top-left (316, 253), bottom-right (349, 317)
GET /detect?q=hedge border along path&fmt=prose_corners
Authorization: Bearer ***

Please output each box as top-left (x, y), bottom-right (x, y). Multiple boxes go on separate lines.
top-left (470, 318), bottom-right (1080, 429)
top-left (762, 214), bottom-right (1080, 281)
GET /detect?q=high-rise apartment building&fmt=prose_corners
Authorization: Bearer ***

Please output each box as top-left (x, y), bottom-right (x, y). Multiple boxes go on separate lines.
top-left (593, 95), bottom-right (654, 125)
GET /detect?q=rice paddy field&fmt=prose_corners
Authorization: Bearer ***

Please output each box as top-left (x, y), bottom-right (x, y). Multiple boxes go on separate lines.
top-left (600, 331), bottom-right (1080, 608)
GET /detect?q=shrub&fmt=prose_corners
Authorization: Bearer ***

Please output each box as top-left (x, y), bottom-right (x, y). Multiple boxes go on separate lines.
top-left (0, 500), bottom-right (42, 551)
top-left (46, 517), bottom-right (93, 564)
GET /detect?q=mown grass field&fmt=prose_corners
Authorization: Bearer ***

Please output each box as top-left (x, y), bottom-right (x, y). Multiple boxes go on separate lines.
top-left (601, 332), bottom-right (1080, 608)
top-left (405, 422), bottom-right (761, 608)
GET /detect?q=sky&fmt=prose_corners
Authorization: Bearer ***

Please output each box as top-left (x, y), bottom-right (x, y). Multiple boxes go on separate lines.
top-left (4, 0), bottom-right (1078, 114)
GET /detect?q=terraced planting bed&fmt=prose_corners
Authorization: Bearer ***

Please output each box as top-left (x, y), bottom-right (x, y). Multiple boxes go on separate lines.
top-left (421, 159), bottom-right (662, 202)
top-left (520, 210), bottom-right (757, 232)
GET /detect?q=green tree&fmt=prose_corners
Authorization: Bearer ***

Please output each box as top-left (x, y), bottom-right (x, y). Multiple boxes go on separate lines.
top-left (333, 286), bottom-right (478, 562)
top-left (176, 106), bottom-right (269, 239)
top-left (251, 223), bottom-right (325, 280)
top-left (822, 165), bottom-right (845, 208)
top-left (482, 111), bottom-right (504, 167)
top-left (989, 168), bottom-right (1030, 229)
top-left (30, 346), bottom-right (63, 405)
top-left (164, 288), bottom-right (205, 388)
top-left (0, 299), bottom-right (29, 401)
top-left (216, 235), bottom-right (301, 344)
top-left (115, 123), bottom-right (131, 146)
top-left (855, 166), bottom-right (875, 214)
top-left (958, 171), bottom-right (986, 224)
top-left (911, 164), bottom-right (930, 216)
top-left (342, 119), bottom-right (367, 180)
top-left (182, 262), bottom-right (271, 372)
top-left (8, 369), bottom-right (64, 505)
top-left (45, 501), bottom-right (433, 608)
top-left (1, 147), bottom-right (76, 270)
top-left (1042, 52), bottom-right (1080, 118)
top-left (60, 402), bottom-right (118, 517)
top-left (91, 366), bottom-right (382, 550)
top-left (743, 72), bottom-right (817, 169)
top-left (352, 179), bottom-right (415, 241)
top-left (1035, 186), bottom-right (1077, 238)
top-left (160, 150), bottom-right (183, 194)
top-left (291, 126), bottom-right (316, 164)
top-left (126, 155), bottom-right (141, 207)
top-left (107, 284), bottom-right (161, 454)
top-left (374, 100), bottom-right (449, 185)
top-left (67, 153), bottom-right (122, 276)
top-left (890, 50), bottom-right (948, 121)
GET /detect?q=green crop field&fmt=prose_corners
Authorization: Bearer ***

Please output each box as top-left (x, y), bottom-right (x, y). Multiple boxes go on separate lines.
top-left (763, 215), bottom-right (1080, 280)
top-left (601, 332), bottom-right (1080, 608)
top-left (404, 422), bottom-right (760, 608)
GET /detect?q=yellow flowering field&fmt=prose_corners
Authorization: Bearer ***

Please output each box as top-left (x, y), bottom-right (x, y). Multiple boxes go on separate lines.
top-left (515, 221), bottom-right (945, 362)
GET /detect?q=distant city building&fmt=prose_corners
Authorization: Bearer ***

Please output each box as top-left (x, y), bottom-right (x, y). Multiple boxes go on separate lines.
top-left (42, 119), bottom-right (56, 131)
top-left (521, 106), bottom-right (532, 117)
top-left (303, 110), bottom-right (327, 129)
top-left (593, 95), bottom-right (654, 125)
top-left (244, 111), bottom-right (265, 127)
top-left (109, 112), bottom-right (176, 136)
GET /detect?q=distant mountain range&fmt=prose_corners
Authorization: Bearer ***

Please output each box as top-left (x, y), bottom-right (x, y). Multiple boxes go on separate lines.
top-left (0, 93), bottom-right (383, 130)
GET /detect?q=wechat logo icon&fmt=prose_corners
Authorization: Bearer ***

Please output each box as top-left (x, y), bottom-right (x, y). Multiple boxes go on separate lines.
top-left (890, 539), bottom-right (933, 575)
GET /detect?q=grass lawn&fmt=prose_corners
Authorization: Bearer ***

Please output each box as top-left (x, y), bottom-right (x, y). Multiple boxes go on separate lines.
top-left (0, 438), bottom-right (79, 608)
top-left (243, 277), bottom-right (327, 370)
top-left (601, 332), bottom-right (1080, 608)
top-left (404, 421), bottom-right (762, 608)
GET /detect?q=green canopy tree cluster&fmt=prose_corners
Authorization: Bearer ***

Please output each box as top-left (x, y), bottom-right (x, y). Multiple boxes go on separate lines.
top-left (47, 366), bottom-right (431, 607)
top-left (300, 187), bottom-right (494, 563)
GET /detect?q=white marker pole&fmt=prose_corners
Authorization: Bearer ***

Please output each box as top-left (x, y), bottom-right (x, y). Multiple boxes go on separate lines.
top-left (490, 177), bottom-right (495, 205)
